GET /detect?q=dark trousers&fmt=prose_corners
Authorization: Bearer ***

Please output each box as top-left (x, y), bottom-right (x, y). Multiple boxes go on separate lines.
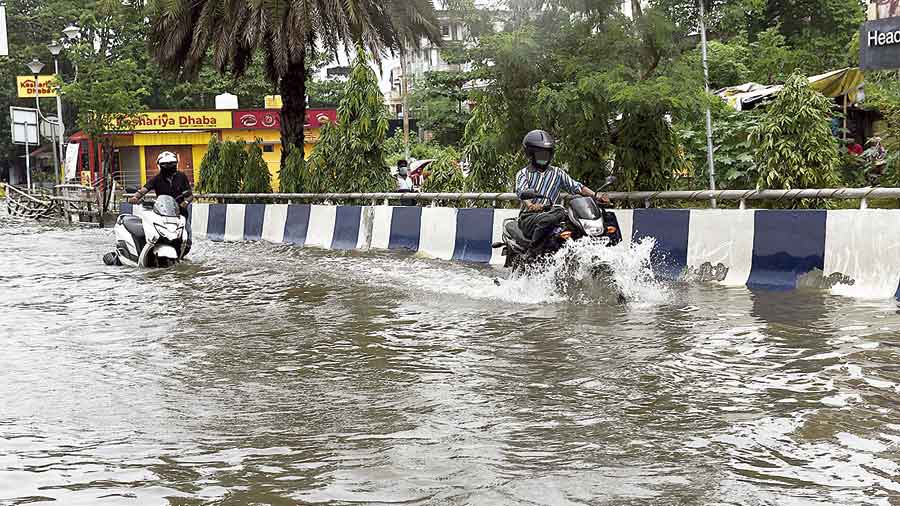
top-left (519, 208), bottom-right (566, 247)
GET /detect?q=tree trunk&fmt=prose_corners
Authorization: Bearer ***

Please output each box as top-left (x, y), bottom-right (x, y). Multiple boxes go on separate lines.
top-left (279, 54), bottom-right (307, 170)
top-left (631, 0), bottom-right (643, 19)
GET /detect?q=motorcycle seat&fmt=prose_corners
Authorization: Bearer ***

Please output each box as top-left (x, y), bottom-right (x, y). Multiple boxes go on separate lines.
top-left (121, 215), bottom-right (145, 239)
top-left (504, 220), bottom-right (532, 247)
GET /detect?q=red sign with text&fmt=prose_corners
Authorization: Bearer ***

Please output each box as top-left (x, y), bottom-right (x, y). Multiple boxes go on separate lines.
top-left (232, 109), bottom-right (337, 130)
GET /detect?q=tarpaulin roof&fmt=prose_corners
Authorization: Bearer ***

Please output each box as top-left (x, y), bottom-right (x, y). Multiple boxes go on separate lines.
top-left (715, 68), bottom-right (865, 111)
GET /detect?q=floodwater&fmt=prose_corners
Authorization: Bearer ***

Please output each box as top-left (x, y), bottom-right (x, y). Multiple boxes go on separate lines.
top-left (2, 215), bottom-right (900, 506)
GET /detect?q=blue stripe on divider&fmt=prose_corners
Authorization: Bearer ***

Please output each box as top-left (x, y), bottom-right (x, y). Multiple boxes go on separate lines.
top-left (896, 280), bottom-right (900, 301)
top-left (747, 211), bottom-right (826, 291)
top-left (243, 204), bottom-right (265, 241)
top-left (120, 202), bottom-right (133, 215)
top-left (207, 204), bottom-right (227, 242)
top-left (332, 206), bottom-right (362, 250)
top-left (389, 207), bottom-right (422, 251)
top-left (632, 209), bottom-right (690, 279)
top-left (452, 208), bottom-right (494, 263)
top-left (283, 204), bottom-right (311, 246)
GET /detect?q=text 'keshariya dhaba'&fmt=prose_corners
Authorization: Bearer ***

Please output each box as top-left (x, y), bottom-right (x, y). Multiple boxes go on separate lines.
top-left (71, 105), bottom-right (337, 191)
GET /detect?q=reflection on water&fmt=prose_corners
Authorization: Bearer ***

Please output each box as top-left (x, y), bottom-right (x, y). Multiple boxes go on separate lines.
top-left (1, 218), bottom-right (900, 505)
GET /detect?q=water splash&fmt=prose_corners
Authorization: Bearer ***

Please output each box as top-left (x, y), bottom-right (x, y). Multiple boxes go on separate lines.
top-left (510, 238), bottom-right (670, 306)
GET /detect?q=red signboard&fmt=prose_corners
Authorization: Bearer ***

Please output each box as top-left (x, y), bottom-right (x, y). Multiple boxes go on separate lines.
top-left (233, 110), bottom-right (281, 129)
top-left (232, 109), bottom-right (338, 130)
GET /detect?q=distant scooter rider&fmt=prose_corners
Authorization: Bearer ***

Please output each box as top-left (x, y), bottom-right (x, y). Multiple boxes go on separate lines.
top-left (129, 151), bottom-right (193, 243)
top-left (516, 130), bottom-right (609, 252)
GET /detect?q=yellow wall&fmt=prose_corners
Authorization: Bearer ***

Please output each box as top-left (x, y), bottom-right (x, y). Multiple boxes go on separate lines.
top-left (122, 129), bottom-right (318, 192)
top-left (139, 148), bottom-right (147, 185)
top-left (132, 132), bottom-right (215, 146)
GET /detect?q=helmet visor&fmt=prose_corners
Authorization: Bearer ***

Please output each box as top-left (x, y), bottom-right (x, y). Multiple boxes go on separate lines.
top-left (533, 149), bottom-right (553, 167)
top-left (159, 162), bottom-right (178, 173)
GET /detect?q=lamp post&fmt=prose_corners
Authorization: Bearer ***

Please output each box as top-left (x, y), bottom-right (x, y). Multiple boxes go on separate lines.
top-left (48, 40), bottom-right (65, 182)
top-left (27, 58), bottom-right (45, 189)
top-left (699, 0), bottom-right (717, 208)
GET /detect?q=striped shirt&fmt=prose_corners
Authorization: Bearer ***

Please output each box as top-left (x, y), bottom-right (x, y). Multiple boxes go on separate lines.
top-left (515, 165), bottom-right (584, 207)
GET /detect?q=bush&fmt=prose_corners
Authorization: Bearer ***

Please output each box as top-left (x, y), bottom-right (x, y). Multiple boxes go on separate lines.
top-left (241, 141), bottom-right (272, 194)
top-left (421, 147), bottom-right (465, 193)
top-left (196, 136), bottom-right (220, 194)
top-left (279, 145), bottom-right (305, 194)
top-left (750, 73), bottom-right (841, 191)
top-left (215, 141), bottom-right (246, 194)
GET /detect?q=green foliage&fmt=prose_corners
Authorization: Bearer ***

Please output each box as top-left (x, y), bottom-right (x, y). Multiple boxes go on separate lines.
top-left (196, 136), bottom-right (221, 194)
top-left (214, 141), bottom-right (247, 194)
top-left (410, 71), bottom-right (472, 145)
top-left (383, 131), bottom-right (447, 168)
top-left (677, 103), bottom-right (760, 189)
top-left (421, 148), bottom-right (465, 193)
top-left (279, 146), bottom-right (306, 194)
top-left (307, 79), bottom-right (346, 108)
top-left (242, 141), bottom-right (273, 194)
top-left (304, 121), bottom-right (341, 193)
top-left (461, 98), bottom-right (521, 193)
top-left (750, 73), bottom-right (841, 191)
top-left (305, 47), bottom-right (393, 193)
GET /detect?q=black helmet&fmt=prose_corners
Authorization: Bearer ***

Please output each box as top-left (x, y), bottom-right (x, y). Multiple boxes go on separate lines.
top-left (523, 130), bottom-right (555, 170)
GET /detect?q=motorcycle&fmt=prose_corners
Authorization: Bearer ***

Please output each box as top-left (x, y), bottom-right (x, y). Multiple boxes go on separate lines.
top-left (103, 194), bottom-right (190, 268)
top-left (493, 176), bottom-right (622, 272)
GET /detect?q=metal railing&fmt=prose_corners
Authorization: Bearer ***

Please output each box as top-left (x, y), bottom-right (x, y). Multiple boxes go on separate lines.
top-left (189, 187), bottom-right (900, 209)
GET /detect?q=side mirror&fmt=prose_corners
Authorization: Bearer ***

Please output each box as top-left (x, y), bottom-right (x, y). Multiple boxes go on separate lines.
top-left (125, 186), bottom-right (138, 193)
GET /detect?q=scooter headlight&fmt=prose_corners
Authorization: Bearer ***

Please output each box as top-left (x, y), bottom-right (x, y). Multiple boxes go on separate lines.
top-left (581, 218), bottom-right (606, 237)
top-left (154, 222), bottom-right (178, 239)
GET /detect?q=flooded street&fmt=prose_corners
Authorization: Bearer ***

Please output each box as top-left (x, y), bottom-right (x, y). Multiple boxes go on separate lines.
top-left (2, 218), bottom-right (900, 505)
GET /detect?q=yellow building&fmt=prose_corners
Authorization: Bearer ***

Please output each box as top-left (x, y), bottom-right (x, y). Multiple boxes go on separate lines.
top-left (95, 108), bottom-right (336, 190)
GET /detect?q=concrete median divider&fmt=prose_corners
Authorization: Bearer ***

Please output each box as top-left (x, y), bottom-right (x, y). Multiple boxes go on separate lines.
top-left (118, 202), bottom-right (900, 298)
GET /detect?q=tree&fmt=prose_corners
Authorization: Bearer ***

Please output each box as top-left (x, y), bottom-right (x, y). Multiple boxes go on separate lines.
top-left (410, 71), bottom-right (472, 146)
top-left (305, 47), bottom-right (393, 193)
top-left (750, 73), bottom-right (841, 191)
top-left (148, 0), bottom-right (441, 171)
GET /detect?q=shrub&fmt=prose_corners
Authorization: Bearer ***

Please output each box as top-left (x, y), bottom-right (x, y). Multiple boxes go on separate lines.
top-left (242, 141), bottom-right (272, 194)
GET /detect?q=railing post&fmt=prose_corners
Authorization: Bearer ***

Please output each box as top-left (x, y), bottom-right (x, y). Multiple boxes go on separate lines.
top-left (860, 198), bottom-right (868, 210)
top-left (739, 199), bottom-right (746, 210)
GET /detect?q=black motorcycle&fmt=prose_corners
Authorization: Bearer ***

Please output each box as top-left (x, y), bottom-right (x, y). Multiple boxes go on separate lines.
top-left (493, 176), bottom-right (622, 272)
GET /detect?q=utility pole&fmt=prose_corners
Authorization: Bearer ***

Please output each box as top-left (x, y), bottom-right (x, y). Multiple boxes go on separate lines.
top-left (400, 49), bottom-right (410, 161)
top-left (699, 0), bottom-right (717, 208)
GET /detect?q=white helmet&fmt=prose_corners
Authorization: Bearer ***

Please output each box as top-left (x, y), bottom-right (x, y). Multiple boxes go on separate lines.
top-left (157, 151), bottom-right (178, 165)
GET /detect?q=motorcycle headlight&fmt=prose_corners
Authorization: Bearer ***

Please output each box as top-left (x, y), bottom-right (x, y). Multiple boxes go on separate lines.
top-left (581, 218), bottom-right (606, 236)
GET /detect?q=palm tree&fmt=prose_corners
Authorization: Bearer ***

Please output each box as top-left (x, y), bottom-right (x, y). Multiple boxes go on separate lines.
top-left (148, 0), bottom-right (440, 167)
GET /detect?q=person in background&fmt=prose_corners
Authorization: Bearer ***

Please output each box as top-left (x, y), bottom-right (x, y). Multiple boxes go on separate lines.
top-left (396, 159), bottom-right (417, 206)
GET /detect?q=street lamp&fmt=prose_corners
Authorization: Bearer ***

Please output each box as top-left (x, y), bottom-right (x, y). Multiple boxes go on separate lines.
top-left (25, 58), bottom-right (45, 189)
top-left (48, 40), bottom-right (66, 182)
top-left (62, 24), bottom-right (81, 40)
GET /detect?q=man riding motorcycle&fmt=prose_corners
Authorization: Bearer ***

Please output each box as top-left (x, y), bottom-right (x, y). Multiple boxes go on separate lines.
top-left (515, 130), bottom-right (609, 254)
top-left (130, 151), bottom-right (193, 240)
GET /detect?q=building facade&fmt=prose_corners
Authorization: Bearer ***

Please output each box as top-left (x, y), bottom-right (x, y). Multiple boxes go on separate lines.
top-left (76, 108), bottom-right (336, 191)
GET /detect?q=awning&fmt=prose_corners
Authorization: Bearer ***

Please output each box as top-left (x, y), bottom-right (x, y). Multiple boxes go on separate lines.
top-left (716, 68), bottom-right (865, 111)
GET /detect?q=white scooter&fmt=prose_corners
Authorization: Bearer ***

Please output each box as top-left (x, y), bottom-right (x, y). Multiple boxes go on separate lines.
top-left (103, 195), bottom-right (190, 268)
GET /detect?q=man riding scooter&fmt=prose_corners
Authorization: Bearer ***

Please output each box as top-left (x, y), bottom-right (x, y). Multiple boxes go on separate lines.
top-left (515, 130), bottom-right (610, 255)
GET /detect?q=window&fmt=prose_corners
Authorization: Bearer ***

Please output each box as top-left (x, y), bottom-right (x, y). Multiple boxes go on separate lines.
top-left (441, 24), bottom-right (451, 38)
top-left (263, 144), bottom-right (274, 153)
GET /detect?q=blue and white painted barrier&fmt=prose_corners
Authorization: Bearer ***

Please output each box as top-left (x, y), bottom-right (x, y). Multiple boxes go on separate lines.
top-left (118, 202), bottom-right (900, 298)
